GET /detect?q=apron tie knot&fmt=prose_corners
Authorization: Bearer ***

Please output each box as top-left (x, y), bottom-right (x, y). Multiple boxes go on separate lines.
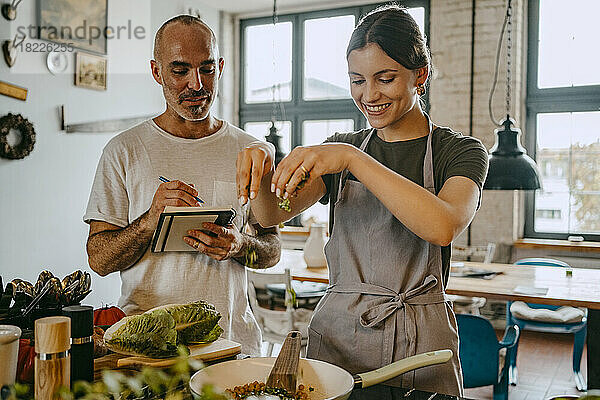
top-left (360, 296), bottom-right (406, 328)
top-left (359, 275), bottom-right (439, 328)
top-left (394, 293), bottom-right (407, 303)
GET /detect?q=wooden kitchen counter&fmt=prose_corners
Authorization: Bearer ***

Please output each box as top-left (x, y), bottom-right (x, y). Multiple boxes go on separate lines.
top-left (93, 351), bottom-right (242, 381)
top-left (93, 353), bottom-right (136, 380)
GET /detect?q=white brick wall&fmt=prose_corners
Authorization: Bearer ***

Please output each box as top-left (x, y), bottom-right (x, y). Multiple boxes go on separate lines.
top-left (430, 0), bottom-right (529, 252)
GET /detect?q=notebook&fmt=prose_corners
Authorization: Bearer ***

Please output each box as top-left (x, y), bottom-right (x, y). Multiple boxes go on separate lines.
top-left (151, 206), bottom-right (236, 252)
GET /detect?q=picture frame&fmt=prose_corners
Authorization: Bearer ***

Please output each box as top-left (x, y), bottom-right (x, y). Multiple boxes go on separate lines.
top-left (37, 0), bottom-right (108, 55)
top-left (74, 52), bottom-right (107, 91)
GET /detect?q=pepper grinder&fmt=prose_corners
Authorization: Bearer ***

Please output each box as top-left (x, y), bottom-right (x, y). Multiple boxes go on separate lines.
top-left (35, 316), bottom-right (70, 399)
top-left (63, 305), bottom-right (93, 384)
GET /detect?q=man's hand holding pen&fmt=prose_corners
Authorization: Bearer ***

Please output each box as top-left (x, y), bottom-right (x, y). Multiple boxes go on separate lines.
top-left (158, 176), bottom-right (204, 204)
top-left (146, 179), bottom-right (202, 228)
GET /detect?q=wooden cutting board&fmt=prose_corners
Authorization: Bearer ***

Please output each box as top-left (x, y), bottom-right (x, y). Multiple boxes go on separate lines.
top-left (116, 338), bottom-right (241, 368)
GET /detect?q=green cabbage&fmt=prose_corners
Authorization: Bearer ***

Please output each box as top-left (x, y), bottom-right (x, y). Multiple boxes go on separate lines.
top-left (105, 309), bottom-right (179, 358)
top-left (179, 321), bottom-right (224, 345)
top-left (164, 300), bottom-right (222, 344)
top-left (104, 301), bottom-right (223, 358)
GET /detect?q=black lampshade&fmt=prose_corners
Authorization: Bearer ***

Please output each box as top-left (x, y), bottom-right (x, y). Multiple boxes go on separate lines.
top-left (265, 121), bottom-right (286, 166)
top-left (483, 116), bottom-right (542, 190)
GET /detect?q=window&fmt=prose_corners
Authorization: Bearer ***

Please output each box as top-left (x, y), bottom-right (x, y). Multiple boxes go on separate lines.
top-left (303, 15), bottom-right (356, 101)
top-left (525, 0), bottom-right (600, 240)
top-left (301, 119), bottom-right (355, 225)
top-left (244, 121), bottom-right (292, 154)
top-left (244, 22), bottom-right (292, 103)
top-left (240, 1), bottom-right (429, 225)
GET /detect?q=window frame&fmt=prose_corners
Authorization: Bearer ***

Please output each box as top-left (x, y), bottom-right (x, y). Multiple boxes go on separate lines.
top-left (239, 0), bottom-right (430, 150)
top-left (239, 1), bottom-right (430, 225)
top-left (524, 0), bottom-right (600, 241)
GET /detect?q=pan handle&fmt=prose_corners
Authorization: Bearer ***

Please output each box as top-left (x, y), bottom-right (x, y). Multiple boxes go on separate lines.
top-left (354, 349), bottom-right (453, 388)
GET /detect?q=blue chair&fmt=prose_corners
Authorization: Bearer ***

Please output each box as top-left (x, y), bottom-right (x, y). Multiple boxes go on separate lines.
top-left (506, 258), bottom-right (587, 391)
top-left (457, 313), bottom-right (520, 400)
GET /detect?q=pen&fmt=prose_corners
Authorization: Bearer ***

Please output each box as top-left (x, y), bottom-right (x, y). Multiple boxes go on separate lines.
top-left (158, 176), bottom-right (204, 204)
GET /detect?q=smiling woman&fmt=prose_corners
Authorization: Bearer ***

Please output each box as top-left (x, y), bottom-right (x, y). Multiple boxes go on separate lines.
top-left (237, 4), bottom-right (488, 396)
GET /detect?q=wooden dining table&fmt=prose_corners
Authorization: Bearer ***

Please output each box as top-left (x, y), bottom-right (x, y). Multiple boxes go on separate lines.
top-left (256, 249), bottom-right (600, 390)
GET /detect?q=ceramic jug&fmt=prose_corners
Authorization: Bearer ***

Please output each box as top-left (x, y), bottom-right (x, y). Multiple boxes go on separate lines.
top-left (0, 325), bottom-right (21, 387)
top-left (303, 223), bottom-right (327, 268)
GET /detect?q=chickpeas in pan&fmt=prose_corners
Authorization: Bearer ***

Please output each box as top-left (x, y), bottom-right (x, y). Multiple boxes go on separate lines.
top-left (225, 381), bottom-right (314, 399)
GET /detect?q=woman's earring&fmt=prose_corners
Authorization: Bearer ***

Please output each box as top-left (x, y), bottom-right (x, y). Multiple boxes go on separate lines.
top-left (416, 83), bottom-right (425, 96)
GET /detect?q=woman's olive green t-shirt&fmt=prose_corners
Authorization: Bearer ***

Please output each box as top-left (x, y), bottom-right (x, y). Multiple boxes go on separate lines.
top-left (320, 126), bottom-right (489, 285)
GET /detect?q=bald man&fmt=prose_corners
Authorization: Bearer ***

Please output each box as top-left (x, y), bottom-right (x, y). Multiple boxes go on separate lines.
top-left (84, 15), bottom-right (280, 356)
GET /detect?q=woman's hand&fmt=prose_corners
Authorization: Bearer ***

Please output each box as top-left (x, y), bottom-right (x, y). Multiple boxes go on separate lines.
top-left (237, 141), bottom-right (275, 205)
top-left (272, 143), bottom-right (358, 199)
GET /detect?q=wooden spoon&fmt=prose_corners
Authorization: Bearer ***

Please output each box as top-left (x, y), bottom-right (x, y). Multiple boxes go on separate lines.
top-left (266, 330), bottom-right (302, 394)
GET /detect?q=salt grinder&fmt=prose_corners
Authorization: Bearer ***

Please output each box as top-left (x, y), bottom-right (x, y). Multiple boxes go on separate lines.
top-left (63, 305), bottom-right (94, 384)
top-left (35, 316), bottom-right (71, 399)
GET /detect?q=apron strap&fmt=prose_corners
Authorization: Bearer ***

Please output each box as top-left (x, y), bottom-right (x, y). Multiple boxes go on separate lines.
top-left (337, 115), bottom-right (436, 199)
top-left (423, 116), bottom-right (436, 194)
top-left (337, 129), bottom-right (375, 200)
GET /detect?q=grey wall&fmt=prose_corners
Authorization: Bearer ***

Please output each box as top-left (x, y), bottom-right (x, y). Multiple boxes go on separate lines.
top-left (0, 0), bottom-right (222, 307)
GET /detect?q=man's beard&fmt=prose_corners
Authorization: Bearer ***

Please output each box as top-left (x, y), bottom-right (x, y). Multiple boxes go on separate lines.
top-left (185, 104), bottom-right (204, 119)
top-left (173, 88), bottom-right (212, 121)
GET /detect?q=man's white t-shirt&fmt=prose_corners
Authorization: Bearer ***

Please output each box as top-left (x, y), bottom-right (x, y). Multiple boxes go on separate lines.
top-left (84, 119), bottom-right (262, 355)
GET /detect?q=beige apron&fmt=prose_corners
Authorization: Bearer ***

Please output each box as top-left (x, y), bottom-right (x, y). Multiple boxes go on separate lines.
top-left (307, 120), bottom-right (464, 396)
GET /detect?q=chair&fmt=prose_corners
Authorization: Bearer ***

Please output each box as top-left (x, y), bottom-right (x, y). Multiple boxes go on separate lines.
top-left (457, 313), bottom-right (520, 400)
top-left (246, 268), bottom-right (312, 356)
top-left (265, 280), bottom-right (327, 310)
top-left (506, 258), bottom-right (587, 391)
top-left (450, 243), bottom-right (497, 315)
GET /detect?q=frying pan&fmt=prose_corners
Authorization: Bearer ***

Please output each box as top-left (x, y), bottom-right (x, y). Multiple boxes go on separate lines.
top-left (189, 349), bottom-right (452, 400)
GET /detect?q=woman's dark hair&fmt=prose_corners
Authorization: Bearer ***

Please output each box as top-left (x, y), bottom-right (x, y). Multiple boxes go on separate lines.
top-left (347, 4), bottom-right (431, 74)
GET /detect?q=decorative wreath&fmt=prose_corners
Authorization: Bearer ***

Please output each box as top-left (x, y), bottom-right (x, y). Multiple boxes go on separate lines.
top-left (0, 113), bottom-right (35, 159)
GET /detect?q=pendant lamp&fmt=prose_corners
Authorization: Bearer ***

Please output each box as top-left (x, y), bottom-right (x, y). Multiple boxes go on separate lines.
top-left (266, 121), bottom-right (286, 166)
top-left (264, 0), bottom-right (286, 166)
top-left (483, 0), bottom-right (541, 190)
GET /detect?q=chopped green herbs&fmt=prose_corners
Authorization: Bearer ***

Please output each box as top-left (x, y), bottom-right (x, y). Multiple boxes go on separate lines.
top-left (244, 246), bottom-right (258, 268)
top-left (277, 196), bottom-right (291, 212)
top-left (276, 170), bottom-right (309, 213)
